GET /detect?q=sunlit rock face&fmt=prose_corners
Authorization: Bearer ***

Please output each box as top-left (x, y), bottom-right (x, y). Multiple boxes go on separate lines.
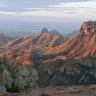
top-left (79, 21), bottom-right (96, 35)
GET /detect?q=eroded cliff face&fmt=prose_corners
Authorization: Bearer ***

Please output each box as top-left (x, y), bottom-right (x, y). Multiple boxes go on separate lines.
top-left (38, 57), bottom-right (96, 88)
top-left (79, 21), bottom-right (96, 35)
top-left (0, 61), bottom-right (38, 93)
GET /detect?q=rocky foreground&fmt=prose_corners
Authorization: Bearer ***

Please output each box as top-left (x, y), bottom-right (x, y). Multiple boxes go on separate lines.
top-left (0, 85), bottom-right (96, 96)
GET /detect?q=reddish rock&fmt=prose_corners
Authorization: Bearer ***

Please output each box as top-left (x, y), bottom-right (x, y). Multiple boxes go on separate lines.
top-left (79, 21), bottom-right (96, 35)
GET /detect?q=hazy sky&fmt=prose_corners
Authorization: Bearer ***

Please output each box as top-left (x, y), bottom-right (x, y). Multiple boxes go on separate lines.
top-left (0, 0), bottom-right (96, 34)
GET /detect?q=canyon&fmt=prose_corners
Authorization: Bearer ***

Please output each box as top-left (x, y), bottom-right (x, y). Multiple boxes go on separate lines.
top-left (0, 21), bottom-right (96, 93)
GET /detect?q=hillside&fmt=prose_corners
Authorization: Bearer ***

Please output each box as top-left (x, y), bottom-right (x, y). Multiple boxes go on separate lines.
top-left (1, 33), bottom-right (68, 49)
top-left (0, 33), bottom-right (68, 64)
top-left (44, 21), bottom-right (96, 59)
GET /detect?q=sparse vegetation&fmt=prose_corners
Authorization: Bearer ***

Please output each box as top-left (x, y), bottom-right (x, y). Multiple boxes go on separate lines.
top-left (40, 93), bottom-right (50, 96)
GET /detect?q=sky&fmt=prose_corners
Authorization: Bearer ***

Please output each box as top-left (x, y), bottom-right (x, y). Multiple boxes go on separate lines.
top-left (0, 0), bottom-right (96, 34)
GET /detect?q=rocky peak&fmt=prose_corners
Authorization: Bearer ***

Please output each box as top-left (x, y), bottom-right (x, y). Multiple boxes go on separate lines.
top-left (49, 30), bottom-right (61, 36)
top-left (41, 28), bottom-right (48, 33)
top-left (79, 21), bottom-right (96, 35)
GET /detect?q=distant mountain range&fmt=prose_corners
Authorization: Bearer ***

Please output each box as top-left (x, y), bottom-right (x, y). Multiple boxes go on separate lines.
top-left (66, 30), bottom-right (78, 38)
top-left (1, 31), bottom-right (36, 37)
top-left (1, 28), bottom-right (62, 37)
top-left (0, 33), bottom-right (14, 46)
top-left (1, 27), bottom-right (78, 38)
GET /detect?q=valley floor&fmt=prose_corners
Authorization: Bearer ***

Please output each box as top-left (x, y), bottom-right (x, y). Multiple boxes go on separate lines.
top-left (0, 85), bottom-right (96, 96)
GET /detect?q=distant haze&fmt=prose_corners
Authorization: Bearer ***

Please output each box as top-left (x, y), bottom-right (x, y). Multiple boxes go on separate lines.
top-left (0, 0), bottom-right (96, 34)
top-left (0, 21), bottom-right (81, 34)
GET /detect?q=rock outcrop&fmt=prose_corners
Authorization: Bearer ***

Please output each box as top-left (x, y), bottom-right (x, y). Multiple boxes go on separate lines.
top-left (13, 66), bottom-right (38, 91)
top-left (0, 60), bottom-right (38, 93)
top-left (79, 21), bottom-right (96, 35)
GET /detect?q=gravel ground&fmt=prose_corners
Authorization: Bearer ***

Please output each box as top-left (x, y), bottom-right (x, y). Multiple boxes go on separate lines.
top-left (0, 85), bottom-right (96, 96)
